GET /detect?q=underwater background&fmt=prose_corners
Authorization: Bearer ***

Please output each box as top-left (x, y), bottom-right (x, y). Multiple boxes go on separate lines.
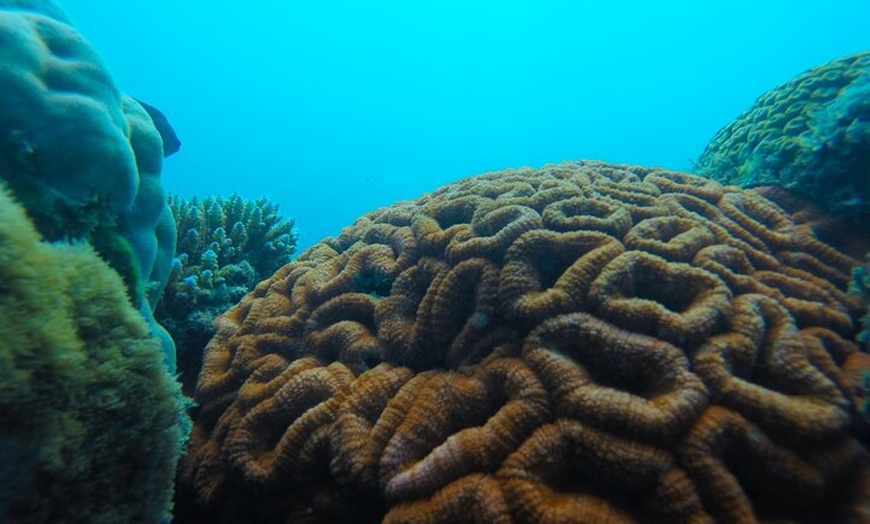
top-left (60, 0), bottom-right (870, 251)
top-left (3, 2), bottom-right (870, 522)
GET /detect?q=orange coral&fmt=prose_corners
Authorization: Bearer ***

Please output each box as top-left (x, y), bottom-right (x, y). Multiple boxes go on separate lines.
top-left (179, 161), bottom-right (869, 523)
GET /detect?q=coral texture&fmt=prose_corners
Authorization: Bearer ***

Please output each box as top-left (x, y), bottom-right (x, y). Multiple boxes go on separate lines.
top-left (0, 0), bottom-right (177, 367)
top-left (0, 184), bottom-right (190, 524)
top-left (849, 255), bottom-right (870, 427)
top-left (156, 193), bottom-right (297, 394)
top-left (852, 255), bottom-right (870, 347)
top-left (181, 161), bottom-right (870, 523)
top-left (695, 51), bottom-right (870, 224)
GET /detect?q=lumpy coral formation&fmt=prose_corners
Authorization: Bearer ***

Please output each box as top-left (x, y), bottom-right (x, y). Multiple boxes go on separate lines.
top-left (695, 51), bottom-right (870, 225)
top-left (852, 256), bottom-right (870, 345)
top-left (156, 193), bottom-right (297, 393)
top-left (0, 184), bottom-right (189, 523)
top-left (180, 161), bottom-right (870, 523)
top-left (0, 0), bottom-right (177, 367)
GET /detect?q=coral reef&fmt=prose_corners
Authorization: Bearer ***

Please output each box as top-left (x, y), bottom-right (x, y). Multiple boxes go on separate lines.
top-left (849, 256), bottom-right (870, 428)
top-left (155, 193), bottom-right (297, 394)
top-left (0, 0), bottom-right (177, 367)
top-left (695, 51), bottom-right (870, 225)
top-left (0, 184), bottom-right (190, 524)
top-left (852, 254), bottom-right (870, 347)
top-left (179, 161), bottom-right (870, 523)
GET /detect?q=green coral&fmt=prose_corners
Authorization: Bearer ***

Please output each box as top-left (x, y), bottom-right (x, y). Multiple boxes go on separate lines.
top-left (0, 184), bottom-right (190, 524)
top-left (695, 51), bottom-right (870, 224)
top-left (155, 193), bottom-right (297, 393)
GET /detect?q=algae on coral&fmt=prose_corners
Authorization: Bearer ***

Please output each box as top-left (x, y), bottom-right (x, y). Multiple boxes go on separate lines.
top-left (0, 184), bottom-right (190, 524)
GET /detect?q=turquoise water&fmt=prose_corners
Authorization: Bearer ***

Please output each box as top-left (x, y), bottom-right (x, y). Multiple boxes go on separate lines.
top-left (60, 1), bottom-right (870, 251)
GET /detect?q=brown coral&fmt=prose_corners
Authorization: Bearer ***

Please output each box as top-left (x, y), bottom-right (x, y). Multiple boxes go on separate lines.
top-left (179, 160), bottom-right (870, 524)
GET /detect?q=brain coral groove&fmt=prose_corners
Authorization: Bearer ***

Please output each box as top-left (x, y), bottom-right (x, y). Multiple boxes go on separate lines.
top-left (180, 160), bottom-right (870, 523)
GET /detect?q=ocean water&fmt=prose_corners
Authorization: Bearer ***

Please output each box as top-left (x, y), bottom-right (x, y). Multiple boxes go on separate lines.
top-left (60, 0), bottom-right (870, 252)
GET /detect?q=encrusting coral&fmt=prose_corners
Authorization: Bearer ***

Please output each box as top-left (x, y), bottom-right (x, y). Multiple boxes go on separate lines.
top-left (155, 193), bottom-right (297, 394)
top-left (694, 51), bottom-right (870, 225)
top-left (0, 184), bottom-right (190, 524)
top-left (179, 160), bottom-right (870, 523)
top-left (849, 256), bottom-right (870, 426)
top-left (0, 0), bottom-right (178, 368)
top-left (850, 254), bottom-right (870, 347)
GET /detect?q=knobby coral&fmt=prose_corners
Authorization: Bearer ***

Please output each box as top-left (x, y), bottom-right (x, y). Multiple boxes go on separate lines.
top-left (179, 161), bottom-right (870, 523)
top-left (0, 0), bottom-right (177, 367)
top-left (849, 255), bottom-right (870, 427)
top-left (155, 193), bottom-right (297, 394)
top-left (695, 51), bottom-right (870, 225)
top-left (851, 255), bottom-right (870, 346)
top-left (0, 184), bottom-right (190, 524)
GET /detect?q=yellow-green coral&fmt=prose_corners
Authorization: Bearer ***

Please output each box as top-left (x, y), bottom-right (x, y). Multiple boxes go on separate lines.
top-left (0, 184), bottom-right (190, 523)
top-left (695, 51), bottom-right (870, 223)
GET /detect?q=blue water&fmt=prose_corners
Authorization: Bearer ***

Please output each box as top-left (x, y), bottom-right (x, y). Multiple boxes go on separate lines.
top-left (60, 1), bottom-right (870, 252)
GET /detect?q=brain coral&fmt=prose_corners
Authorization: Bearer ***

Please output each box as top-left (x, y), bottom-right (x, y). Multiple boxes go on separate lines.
top-left (180, 161), bottom-right (870, 523)
top-left (0, 0), bottom-right (177, 367)
top-left (0, 183), bottom-right (189, 524)
top-left (695, 51), bottom-right (870, 224)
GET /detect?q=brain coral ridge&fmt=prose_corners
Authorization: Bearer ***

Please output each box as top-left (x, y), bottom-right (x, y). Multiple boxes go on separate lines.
top-left (180, 160), bottom-right (870, 523)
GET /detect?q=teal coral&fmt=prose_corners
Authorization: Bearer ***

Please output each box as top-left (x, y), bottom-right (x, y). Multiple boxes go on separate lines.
top-left (695, 51), bottom-right (870, 223)
top-left (170, 193), bottom-right (297, 282)
top-left (850, 254), bottom-right (870, 347)
top-left (843, 255), bottom-right (870, 429)
top-left (0, 0), bottom-right (177, 368)
top-left (0, 183), bottom-right (190, 524)
top-left (155, 193), bottom-right (297, 392)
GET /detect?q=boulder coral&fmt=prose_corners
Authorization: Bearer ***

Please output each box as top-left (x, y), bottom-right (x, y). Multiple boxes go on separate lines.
top-left (0, 0), bottom-right (177, 367)
top-left (180, 161), bottom-right (870, 523)
top-left (0, 184), bottom-right (190, 524)
top-left (695, 51), bottom-right (870, 225)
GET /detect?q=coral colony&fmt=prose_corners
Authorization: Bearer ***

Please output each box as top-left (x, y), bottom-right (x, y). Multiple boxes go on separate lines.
top-left (183, 162), bottom-right (870, 523)
top-left (0, 1), bottom-right (868, 522)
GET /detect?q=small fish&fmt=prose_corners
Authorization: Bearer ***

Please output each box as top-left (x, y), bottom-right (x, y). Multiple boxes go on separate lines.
top-left (135, 98), bottom-right (181, 157)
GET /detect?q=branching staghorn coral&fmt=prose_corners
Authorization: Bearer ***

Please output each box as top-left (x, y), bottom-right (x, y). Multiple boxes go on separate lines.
top-left (155, 193), bottom-right (297, 393)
